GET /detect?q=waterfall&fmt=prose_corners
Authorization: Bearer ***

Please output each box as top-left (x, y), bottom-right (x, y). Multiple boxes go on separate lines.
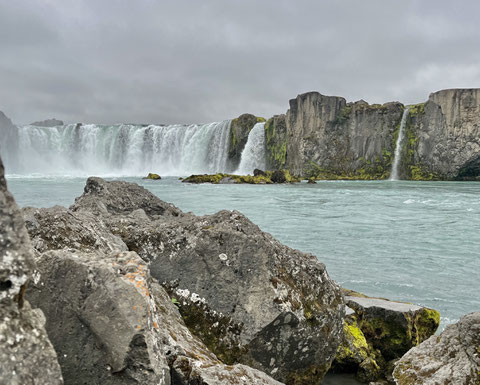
top-left (390, 107), bottom-right (410, 181)
top-left (235, 122), bottom-right (266, 175)
top-left (6, 120), bottom-right (232, 176)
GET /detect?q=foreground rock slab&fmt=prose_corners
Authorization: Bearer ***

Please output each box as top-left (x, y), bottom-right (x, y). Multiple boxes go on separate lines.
top-left (0, 155), bottom-right (63, 385)
top-left (27, 249), bottom-right (282, 385)
top-left (393, 312), bottom-right (480, 385)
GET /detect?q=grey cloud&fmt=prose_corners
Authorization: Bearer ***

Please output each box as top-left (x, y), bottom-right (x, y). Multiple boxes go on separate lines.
top-left (1, 0), bottom-right (479, 125)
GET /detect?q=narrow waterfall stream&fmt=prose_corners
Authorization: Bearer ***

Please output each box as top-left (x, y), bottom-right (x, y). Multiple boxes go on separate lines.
top-left (235, 122), bottom-right (266, 174)
top-left (390, 107), bottom-right (410, 180)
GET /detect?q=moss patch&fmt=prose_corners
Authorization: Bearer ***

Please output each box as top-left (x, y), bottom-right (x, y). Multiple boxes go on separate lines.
top-left (182, 171), bottom-right (300, 184)
top-left (265, 118), bottom-right (287, 169)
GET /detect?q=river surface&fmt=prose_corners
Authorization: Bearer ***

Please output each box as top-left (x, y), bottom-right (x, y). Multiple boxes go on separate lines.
top-left (6, 175), bottom-right (480, 332)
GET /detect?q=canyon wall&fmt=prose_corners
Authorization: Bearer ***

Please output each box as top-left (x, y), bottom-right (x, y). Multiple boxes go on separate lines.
top-left (265, 88), bottom-right (480, 180)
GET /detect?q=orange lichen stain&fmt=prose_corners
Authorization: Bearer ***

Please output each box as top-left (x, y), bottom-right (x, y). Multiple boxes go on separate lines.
top-left (133, 306), bottom-right (137, 310)
top-left (137, 325), bottom-right (141, 330)
top-left (153, 321), bottom-right (158, 329)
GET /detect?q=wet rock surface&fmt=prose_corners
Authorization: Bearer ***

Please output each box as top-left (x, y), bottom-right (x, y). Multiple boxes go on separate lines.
top-left (393, 312), bottom-right (480, 385)
top-left (0, 155), bottom-right (63, 385)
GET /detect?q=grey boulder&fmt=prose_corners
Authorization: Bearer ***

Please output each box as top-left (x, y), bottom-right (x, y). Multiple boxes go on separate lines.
top-left (0, 155), bottom-right (63, 385)
top-left (27, 249), bottom-right (282, 385)
top-left (393, 312), bottom-right (480, 385)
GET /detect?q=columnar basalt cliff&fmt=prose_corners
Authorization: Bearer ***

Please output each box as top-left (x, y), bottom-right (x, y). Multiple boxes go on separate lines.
top-left (406, 89), bottom-right (480, 180)
top-left (275, 92), bottom-right (404, 179)
top-left (264, 88), bottom-right (480, 180)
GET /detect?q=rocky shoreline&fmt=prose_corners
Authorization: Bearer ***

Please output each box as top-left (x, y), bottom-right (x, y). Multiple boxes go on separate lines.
top-left (1, 154), bottom-right (479, 384)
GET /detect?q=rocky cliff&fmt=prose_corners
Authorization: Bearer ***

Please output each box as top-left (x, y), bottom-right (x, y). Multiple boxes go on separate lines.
top-left (263, 89), bottom-right (480, 180)
top-left (265, 92), bottom-right (405, 179)
top-left (405, 89), bottom-right (480, 180)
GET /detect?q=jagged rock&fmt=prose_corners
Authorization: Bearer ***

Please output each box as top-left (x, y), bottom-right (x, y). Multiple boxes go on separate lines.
top-left (22, 205), bottom-right (127, 255)
top-left (331, 290), bottom-right (439, 383)
top-left (227, 114), bottom-right (266, 171)
top-left (117, 208), bottom-right (345, 384)
top-left (393, 312), bottom-right (480, 385)
top-left (285, 92), bottom-right (404, 178)
top-left (408, 88), bottom-right (480, 180)
top-left (30, 177), bottom-right (344, 384)
top-left (0, 111), bottom-right (19, 172)
top-left (27, 249), bottom-right (282, 385)
top-left (0, 155), bottom-right (63, 385)
top-left (71, 176), bottom-right (182, 219)
top-left (30, 118), bottom-right (64, 127)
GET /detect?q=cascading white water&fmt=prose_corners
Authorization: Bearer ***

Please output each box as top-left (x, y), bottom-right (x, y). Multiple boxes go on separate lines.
top-left (8, 120), bottom-right (232, 176)
top-left (235, 122), bottom-right (266, 175)
top-left (390, 107), bottom-right (410, 181)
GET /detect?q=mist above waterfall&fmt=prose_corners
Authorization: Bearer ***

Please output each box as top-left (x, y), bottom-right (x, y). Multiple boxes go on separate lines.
top-left (6, 121), bottom-right (232, 176)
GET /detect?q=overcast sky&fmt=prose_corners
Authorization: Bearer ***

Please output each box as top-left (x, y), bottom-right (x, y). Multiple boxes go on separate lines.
top-left (1, 0), bottom-right (480, 125)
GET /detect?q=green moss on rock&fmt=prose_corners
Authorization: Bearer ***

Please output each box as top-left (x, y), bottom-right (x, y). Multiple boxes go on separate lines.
top-left (182, 171), bottom-right (300, 184)
top-left (265, 117), bottom-right (287, 169)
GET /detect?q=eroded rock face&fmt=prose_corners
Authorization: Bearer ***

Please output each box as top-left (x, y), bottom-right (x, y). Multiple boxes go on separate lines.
top-left (22, 205), bottom-right (127, 255)
top-left (114, 208), bottom-right (345, 384)
top-left (26, 249), bottom-right (282, 385)
top-left (0, 155), bottom-right (63, 385)
top-left (409, 89), bottom-right (480, 179)
top-left (284, 92), bottom-right (404, 178)
top-left (393, 312), bottom-right (480, 385)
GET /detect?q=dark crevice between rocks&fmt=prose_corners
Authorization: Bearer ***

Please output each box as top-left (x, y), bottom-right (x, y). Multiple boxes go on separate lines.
top-left (0, 280), bottom-right (12, 291)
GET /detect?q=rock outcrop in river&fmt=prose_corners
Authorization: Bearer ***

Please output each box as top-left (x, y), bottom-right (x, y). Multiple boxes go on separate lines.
top-left (0, 156), bottom-right (63, 384)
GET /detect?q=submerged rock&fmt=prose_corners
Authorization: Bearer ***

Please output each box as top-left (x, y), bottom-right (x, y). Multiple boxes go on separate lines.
top-left (0, 155), bottom-right (63, 385)
top-left (393, 312), bottom-right (480, 385)
top-left (30, 118), bottom-right (64, 127)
